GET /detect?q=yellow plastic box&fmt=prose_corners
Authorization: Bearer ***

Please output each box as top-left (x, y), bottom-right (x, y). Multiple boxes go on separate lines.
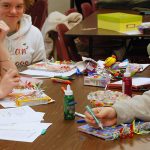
top-left (97, 12), bottom-right (142, 33)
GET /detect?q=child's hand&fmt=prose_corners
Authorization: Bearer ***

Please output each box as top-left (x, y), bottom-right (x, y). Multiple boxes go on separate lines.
top-left (0, 69), bottom-right (20, 98)
top-left (0, 20), bottom-right (9, 42)
top-left (84, 107), bottom-right (117, 127)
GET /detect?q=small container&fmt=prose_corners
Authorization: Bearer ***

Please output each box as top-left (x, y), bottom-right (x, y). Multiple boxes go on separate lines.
top-left (64, 85), bottom-right (75, 120)
top-left (122, 68), bottom-right (132, 97)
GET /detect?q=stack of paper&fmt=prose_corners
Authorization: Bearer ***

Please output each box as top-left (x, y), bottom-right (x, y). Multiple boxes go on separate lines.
top-left (0, 106), bottom-right (51, 142)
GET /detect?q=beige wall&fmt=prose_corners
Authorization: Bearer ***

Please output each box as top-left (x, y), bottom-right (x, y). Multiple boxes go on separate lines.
top-left (48, 0), bottom-right (70, 13)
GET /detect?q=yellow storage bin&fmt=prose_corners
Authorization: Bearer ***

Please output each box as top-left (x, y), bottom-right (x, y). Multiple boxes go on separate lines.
top-left (97, 12), bottom-right (142, 33)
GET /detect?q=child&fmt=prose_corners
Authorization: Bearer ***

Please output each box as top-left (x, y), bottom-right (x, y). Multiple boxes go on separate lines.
top-left (85, 90), bottom-right (150, 127)
top-left (0, 0), bottom-right (46, 71)
top-left (0, 20), bottom-right (20, 99)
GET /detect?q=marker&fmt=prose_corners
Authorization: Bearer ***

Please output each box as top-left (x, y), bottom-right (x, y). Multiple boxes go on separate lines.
top-left (41, 129), bottom-right (47, 135)
top-left (54, 76), bottom-right (75, 80)
top-left (51, 78), bottom-right (72, 84)
top-left (76, 119), bottom-right (86, 123)
top-left (85, 105), bottom-right (103, 129)
top-left (75, 112), bottom-right (85, 118)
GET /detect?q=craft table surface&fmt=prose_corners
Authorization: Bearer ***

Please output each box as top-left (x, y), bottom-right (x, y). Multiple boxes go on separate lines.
top-left (0, 66), bottom-right (149, 150)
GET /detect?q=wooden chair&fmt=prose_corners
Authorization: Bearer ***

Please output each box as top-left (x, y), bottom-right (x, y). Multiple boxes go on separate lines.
top-left (55, 23), bottom-right (81, 61)
top-left (25, 0), bottom-right (48, 30)
top-left (64, 8), bottom-right (77, 16)
top-left (81, 2), bottom-right (93, 18)
top-left (91, 0), bottom-right (98, 11)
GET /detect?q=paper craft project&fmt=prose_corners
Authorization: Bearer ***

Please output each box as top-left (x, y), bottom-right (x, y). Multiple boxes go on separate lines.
top-left (78, 121), bottom-right (150, 140)
top-left (8, 88), bottom-right (54, 106)
top-left (18, 76), bottom-right (43, 89)
top-left (0, 76), bottom-right (54, 107)
top-left (87, 90), bottom-right (131, 107)
top-left (20, 61), bottom-right (86, 77)
top-left (78, 124), bottom-right (132, 140)
top-left (28, 61), bottom-right (76, 73)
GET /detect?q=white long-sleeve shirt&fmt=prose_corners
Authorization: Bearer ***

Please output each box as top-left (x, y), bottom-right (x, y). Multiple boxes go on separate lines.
top-left (5, 14), bottom-right (46, 71)
top-left (113, 90), bottom-right (150, 124)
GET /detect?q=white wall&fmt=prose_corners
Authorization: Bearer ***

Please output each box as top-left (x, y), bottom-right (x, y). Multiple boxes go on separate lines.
top-left (48, 0), bottom-right (70, 13)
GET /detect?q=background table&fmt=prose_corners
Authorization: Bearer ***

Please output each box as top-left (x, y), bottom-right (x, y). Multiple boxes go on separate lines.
top-left (0, 66), bottom-right (149, 150)
top-left (66, 9), bottom-right (150, 57)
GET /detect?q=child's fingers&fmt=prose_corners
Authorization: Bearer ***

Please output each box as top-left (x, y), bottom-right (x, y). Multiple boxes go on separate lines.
top-left (0, 20), bottom-right (9, 32)
top-left (84, 111), bottom-right (94, 120)
top-left (92, 107), bottom-right (102, 114)
top-left (12, 82), bottom-right (20, 87)
top-left (85, 117), bottom-right (95, 124)
top-left (13, 77), bottom-right (20, 82)
top-left (7, 69), bottom-right (19, 77)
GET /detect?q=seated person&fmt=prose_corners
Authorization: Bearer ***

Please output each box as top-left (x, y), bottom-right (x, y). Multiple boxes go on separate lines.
top-left (85, 90), bottom-right (150, 127)
top-left (0, 20), bottom-right (20, 99)
top-left (0, 0), bottom-right (46, 71)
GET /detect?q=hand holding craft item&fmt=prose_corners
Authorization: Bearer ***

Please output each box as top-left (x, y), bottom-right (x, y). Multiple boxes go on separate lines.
top-left (0, 69), bottom-right (20, 98)
top-left (78, 120), bottom-right (150, 140)
top-left (85, 105), bottom-right (103, 129)
top-left (7, 76), bottom-right (54, 106)
top-left (85, 107), bottom-right (117, 128)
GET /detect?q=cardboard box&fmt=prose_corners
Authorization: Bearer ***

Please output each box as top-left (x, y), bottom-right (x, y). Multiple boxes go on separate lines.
top-left (84, 75), bottom-right (110, 87)
top-left (97, 12), bottom-right (142, 33)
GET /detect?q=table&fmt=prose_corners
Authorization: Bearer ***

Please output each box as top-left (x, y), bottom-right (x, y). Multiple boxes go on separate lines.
top-left (65, 9), bottom-right (150, 57)
top-left (0, 67), bottom-right (149, 150)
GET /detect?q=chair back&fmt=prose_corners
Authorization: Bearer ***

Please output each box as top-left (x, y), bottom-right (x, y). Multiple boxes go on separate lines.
top-left (56, 23), bottom-right (81, 61)
top-left (64, 8), bottom-right (77, 16)
top-left (81, 2), bottom-right (93, 18)
top-left (91, 0), bottom-right (98, 11)
top-left (25, 0), bottom-right (48, 30)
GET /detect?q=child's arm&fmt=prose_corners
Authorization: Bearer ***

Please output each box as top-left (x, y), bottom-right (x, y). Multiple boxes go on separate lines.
top-left (113, 90), bottom-right (150, 124)
top-left (0, 20), bottom-right (18, 76)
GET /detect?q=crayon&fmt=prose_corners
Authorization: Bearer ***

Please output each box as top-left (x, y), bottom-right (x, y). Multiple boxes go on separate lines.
top-left (76, 119), bottom-right (86, 123)
top-left (51, 78), bottom-right (72, 84)
top-left (54, 76), bottom-right (75, 80)
top-left (61, 86), bottom-right (66, 93)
